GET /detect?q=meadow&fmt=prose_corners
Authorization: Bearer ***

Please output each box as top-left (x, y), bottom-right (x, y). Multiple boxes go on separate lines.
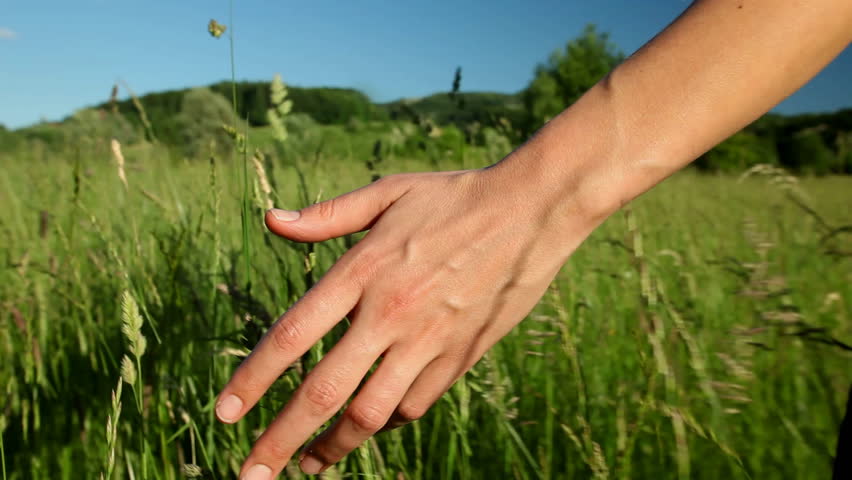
top-left (1, 113), bottom-right (850, 480)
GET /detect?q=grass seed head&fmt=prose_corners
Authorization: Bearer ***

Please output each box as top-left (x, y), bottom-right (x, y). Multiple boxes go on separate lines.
top-left (120, 291), bottom-right (146, 358)
top-left (110, 139), bottom-right (128, 191)
top-left (207, 19), bottom-right (226, 38)
top-left (181, 464), bottom-right (203, 477)
top-left (120, 355), bottom-right (137, 385)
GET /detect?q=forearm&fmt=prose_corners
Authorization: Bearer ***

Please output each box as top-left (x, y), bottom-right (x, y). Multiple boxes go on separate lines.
top-left (492, 0), bottom-right (852, 226)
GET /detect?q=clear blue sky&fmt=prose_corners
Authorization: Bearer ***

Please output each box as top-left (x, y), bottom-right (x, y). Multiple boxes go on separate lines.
top-left (2, 0), bottom-right (851, 129)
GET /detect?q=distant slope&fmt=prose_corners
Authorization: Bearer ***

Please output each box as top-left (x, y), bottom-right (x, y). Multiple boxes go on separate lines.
top-left (380, 91), bottom-right (525, 128)
top-left (6, 80), bottom-right (851, 174)
top-left (76, 82), bottom-right (528, 144)
top-left (95, 82), bottom-right (384, 142)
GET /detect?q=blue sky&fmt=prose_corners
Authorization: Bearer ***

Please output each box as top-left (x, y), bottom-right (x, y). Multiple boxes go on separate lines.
top-left (2, 0), bottom-right (850, 129)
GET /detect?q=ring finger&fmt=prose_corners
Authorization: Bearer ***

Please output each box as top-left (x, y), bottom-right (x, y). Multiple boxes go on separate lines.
top-left (299, 345), bottom-right (436, 474)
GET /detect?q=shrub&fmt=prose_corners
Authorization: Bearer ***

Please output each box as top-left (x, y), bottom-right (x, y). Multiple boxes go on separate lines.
top-left (174, 88), bottom-right (243, 158)
top-left (778, 128), bottom-right (841, 175)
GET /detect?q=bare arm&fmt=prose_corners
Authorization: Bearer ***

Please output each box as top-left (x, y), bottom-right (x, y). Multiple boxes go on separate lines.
top-left (495, 0), bottom-right (852, 224)
top-left (217, 1), bottom-right (852, 478)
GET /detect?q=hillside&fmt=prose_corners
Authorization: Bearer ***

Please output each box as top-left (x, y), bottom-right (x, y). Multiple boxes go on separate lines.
top-left (2, 80), bottom-right (851, 174)
top-left (380, 91), bottom-right (525, 129)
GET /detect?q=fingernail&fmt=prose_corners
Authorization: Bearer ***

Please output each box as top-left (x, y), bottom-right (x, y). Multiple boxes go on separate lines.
top-left (300, 454), bottom-right (326, 475)
top-left (241, 464), bottom-right (272, 480)
top-left (270, 208), bottom-right (300, 222)
top-left (216, 394), bottom-right (243, 423)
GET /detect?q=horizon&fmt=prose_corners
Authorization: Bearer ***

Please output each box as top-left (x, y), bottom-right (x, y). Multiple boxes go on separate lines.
top-left (8, 77), bottom-right (852, 132)
top-left (3, 0), bottom-right (851, 129)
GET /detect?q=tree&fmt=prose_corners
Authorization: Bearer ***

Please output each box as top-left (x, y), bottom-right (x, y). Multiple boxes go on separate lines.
top-left (522, 24), bottom-right (624, 131)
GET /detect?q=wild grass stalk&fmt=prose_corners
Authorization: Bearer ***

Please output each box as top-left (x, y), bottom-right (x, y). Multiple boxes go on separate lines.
top-left (121, 290), bottom-right (146, 413)
top-left (1, 417), bottom-right (6, 480)
top-left (101, 379), bottom-right (123, 480)
top-left (225, 1), bottom-right (253, 294)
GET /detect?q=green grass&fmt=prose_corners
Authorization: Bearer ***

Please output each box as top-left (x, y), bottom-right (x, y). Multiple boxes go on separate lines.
top-left (0, 130), bottom-right (850, 479)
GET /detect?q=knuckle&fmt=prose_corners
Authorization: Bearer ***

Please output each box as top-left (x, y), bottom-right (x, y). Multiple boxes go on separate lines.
top-left (303, 379), bottom-right (341, 415)
top-left (372, 174), bottom-right (392, 188)
top-left (234, 368), bottom-right (267, 397)
top-left (311, 198), bottom-right (337, 221)
top-left (373, 174), bottom-right (402, 191)
top-left (305, 442), bottom-right (338, 465)
top-left (346, 403), bottom-right (388, 433)
top-left (256, 438), bottom-right (293, 463)
top-left (396, 402), bottom-right (428, 423)
top-left (269, 319), bottom-right (302, 352)
top-left (379, 289), bottom-right (418, 321)
top-left (380, 173), bottom-right (412, 187)
top-left (440, 345), bottom-right (469, 364)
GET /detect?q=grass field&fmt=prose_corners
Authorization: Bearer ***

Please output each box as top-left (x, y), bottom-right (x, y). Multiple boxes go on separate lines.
top-left (1, 131), bottom-right (850, 479)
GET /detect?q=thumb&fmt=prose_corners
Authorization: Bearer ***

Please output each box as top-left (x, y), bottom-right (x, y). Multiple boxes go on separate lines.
top-left (265, 175), bottom-right (412, 242)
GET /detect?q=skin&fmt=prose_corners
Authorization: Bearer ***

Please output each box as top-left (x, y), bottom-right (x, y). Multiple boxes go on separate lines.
top-left (215, 1), bottom-right (852, 478)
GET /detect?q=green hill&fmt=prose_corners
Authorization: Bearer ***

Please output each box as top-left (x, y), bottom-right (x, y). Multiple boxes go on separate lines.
top-left (380, 91), bottom-right (525, 130)
top-left (3, 79), bottom-right (852, 175)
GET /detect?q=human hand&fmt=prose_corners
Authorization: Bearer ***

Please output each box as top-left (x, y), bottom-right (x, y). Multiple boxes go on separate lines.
top-left (215, 163), bottom-right (603, 479)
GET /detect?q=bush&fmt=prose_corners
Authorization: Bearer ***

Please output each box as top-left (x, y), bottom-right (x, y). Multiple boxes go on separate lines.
top-left (288, 87), bottom-right (381, 124)
top-left (478, 127), bottom-right (513, 162)
top-left (0, 123), bottom-right (19, 151)
top-left (174, 88), bottom-right (243, 158)
top-left (778, 128), bottom-right (841, 175)
top-left (836, 132), bottom-right (852, 174)
top-left (65, 108), bottom-right (141, 146)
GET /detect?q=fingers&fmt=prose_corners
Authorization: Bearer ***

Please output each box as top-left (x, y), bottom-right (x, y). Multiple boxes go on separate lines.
top-left (265, 175), bottom-right (412, 243)
top-left (239, 328), bottom-right (389, 479)
top-left (215, 259), bottom-right (363, 425)
top-left (383, 353), bottom-right (471, 431)
top-left (299, 348), bottom-right (433, 474)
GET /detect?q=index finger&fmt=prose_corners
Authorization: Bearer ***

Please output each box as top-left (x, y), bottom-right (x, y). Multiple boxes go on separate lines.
top-left (215, 259), bottom-right (363, 424)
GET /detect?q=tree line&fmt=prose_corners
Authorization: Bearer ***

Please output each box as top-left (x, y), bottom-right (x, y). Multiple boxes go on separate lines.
top-left (3, 25), bottom-right (850, 174)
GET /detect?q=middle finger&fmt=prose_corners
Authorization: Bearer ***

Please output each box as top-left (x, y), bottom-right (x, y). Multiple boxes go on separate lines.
top-left (239, 326), bottom-right (388, 479)
top-left (299, 345), bottom-right (436, 474)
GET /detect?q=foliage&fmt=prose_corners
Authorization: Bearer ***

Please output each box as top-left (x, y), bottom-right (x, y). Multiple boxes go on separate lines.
top-left (284, 85), bottom-right (384, 124)
top-left (477, 126), bottom-right (514, 161)
top-left (777, 128), bottom-right (842, 175)
top-left (836, 131), bottom-right (852, 174)
top-left (382, 92), bottom-right (526, 137)
top-left (749, 109), bottom-right (852, 174)
top-left (93, 82), bottom-right (383, 139)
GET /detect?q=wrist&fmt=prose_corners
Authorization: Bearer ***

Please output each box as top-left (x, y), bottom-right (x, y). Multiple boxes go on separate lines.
top-left (484, 81), bottom-right (633, 233)
top-left (487, 71), bottom-right (681, 235)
